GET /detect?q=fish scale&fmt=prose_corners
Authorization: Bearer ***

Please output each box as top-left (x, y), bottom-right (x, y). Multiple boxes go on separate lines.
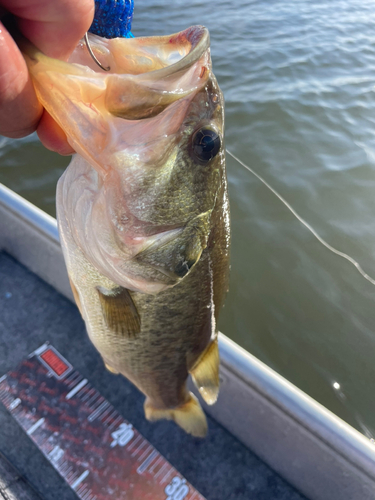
top-left (0, 343), bottom-right (206, 500)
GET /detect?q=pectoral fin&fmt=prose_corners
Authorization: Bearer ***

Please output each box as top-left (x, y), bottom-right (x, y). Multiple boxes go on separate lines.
top-left (97, 286), bottom-right (141, 338)
top-left (190, 338), bottom-right (220, 405)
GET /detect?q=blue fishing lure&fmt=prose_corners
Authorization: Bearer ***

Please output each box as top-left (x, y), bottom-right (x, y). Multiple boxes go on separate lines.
top-left (89, 0), bottom-right (134, 38)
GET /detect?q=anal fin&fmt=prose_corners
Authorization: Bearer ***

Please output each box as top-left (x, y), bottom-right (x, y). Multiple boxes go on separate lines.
top-left (190, 338), bottom-right (220, 405)
top-left (144, 393), bottom-right (207, 438)
top-left (97, 286), bottom-right (141, 338)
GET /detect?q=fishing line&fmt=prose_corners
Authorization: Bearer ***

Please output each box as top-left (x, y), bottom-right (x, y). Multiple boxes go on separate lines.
top-left (226, 149), bottom-right (375, 286)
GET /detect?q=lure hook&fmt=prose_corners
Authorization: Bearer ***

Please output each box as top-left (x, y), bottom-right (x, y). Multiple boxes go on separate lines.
top-left (84, 33), bottom-right (110, 72)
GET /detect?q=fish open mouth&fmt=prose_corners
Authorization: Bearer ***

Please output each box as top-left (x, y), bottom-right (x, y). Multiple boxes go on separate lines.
top-left (22, 25), bottom-right (212, 163)
top-left (69, 25), bottom-right (210, 79)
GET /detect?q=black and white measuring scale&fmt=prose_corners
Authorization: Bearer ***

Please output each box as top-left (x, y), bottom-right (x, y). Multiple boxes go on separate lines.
top-left (0, 343), bottom-right (206, 500)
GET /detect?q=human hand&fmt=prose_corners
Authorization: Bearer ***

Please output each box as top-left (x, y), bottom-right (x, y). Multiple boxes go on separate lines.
top-left (0, 0), bottom-right (94, 154)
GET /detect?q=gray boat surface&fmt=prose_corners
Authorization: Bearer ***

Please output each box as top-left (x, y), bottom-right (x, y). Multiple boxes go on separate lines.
top-left (0, 182), bottom-right (374, 500)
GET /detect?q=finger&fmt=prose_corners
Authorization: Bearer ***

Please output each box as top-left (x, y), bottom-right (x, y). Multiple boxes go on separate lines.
top-left (0, 0), bottom-right (94, 144)
top-left (37, 110), bottom-right (75, 156)
top-left (1, 0), bottom-right (95, 60)
top-left (0, 0), bottom-right (94, 143)
top-left (0, 20), bottom-right (42, 138)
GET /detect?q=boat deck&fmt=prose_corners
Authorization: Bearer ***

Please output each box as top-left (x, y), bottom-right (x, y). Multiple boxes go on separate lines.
top-left (0, 251), bottom-right (306, 500)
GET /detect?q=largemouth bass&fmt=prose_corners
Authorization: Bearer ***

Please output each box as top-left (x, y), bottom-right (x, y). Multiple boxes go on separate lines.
top-left (24, 26), bottom-right (230, 437)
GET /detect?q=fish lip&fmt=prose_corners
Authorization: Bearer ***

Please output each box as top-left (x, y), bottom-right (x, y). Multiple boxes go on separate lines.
top-left (127, 25), bottom-right (210, 79)
top-left (79, 26), bottom-right (209, 81)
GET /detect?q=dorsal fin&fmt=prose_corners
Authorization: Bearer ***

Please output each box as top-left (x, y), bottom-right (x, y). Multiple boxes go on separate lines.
top-left (97, 286), bottom-right (141, 338)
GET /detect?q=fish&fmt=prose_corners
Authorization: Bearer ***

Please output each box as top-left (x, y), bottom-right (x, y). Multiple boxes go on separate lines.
top-left (23, 25), bottom-right (230, 437)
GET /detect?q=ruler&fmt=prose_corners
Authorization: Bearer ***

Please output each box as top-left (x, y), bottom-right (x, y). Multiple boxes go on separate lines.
top-left (0, 343), bottom-right (206, 500)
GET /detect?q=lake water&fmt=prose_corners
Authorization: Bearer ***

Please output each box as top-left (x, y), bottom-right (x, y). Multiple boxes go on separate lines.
top-left (1, 0), bottom-right (375, 439)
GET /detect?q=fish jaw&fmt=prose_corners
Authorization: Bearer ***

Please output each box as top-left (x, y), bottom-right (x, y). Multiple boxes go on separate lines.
top-left (22, 26), bottom-right (211, 173)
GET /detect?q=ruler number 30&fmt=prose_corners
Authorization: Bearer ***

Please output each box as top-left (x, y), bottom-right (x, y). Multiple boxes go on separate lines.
top-left (165, 477), bottom-right (189, 500)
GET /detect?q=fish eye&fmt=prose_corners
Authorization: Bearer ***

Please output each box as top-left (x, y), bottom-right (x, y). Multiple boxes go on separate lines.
top-left (191, 127), bottom-right (221, 163)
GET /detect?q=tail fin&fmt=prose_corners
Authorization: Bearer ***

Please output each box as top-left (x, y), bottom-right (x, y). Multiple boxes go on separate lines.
top-left (144, 392), bottom-right (207, 438)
